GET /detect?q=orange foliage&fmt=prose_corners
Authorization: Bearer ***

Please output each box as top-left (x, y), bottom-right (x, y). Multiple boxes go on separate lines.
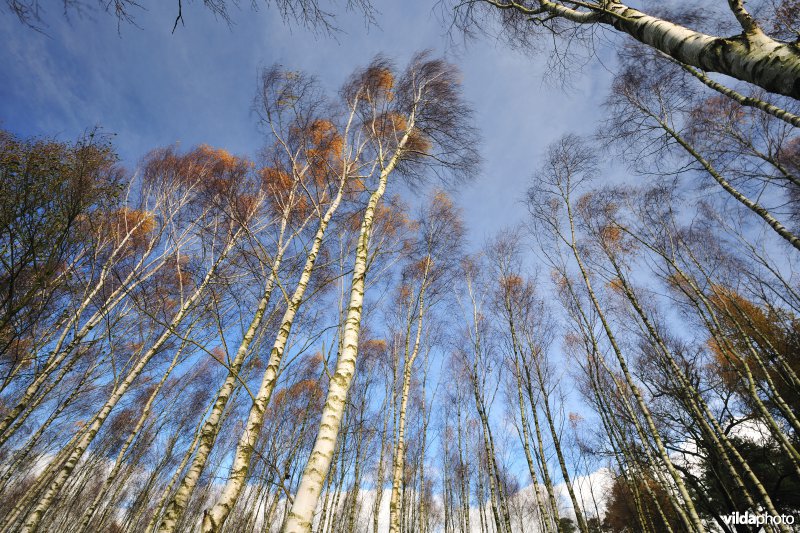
top-left (361, 338), bottom-right (389, 365)
top-left (303, 119), bottom-right (345, 188)
top-left (665, 273), bottom-right (693, 295)
top-left (348, 200), bottom-right (410, 236)
top-left (196, 144), bottom-right (241, 172)
top-left (85, 207), bottom-right (156, 251)
top-left (705, 285), bottom-right (800, 407)
top-left (364, 66), bottom-right (395, 102)
top-left (374, 202), bottom-right (412, 238)
top-left (288, 378), bottom-right (321, 398)
top-left (260, 165), bottom-right (296, 210)
top-left (410, 256), bottom-right (433, 278)
top-left (576, 193), bottom-right (593, 214)
top-left (345, 176), bottom-right (367, 196)
top-left (606, 277), bottom-right (625, 295)
top-left (432, 191), bottom-right (454, 211)
top-left (233, 193), bottom-right (259, 220)
top-left (269, 378), bottom-right (323, 417)
top-left (708, 285), bottom-right (772, 335)
top-left (375, 112), bottom-right (409, 138)
top-left (372, 68), bottom-right (394, 94)
top-left (192, 145), bottom-right (251, 198)
top-left (372, 112), bottom-right (430, 154)
top-left (260, 164), bottom-right (316, 220)
top-left (210, 346), bottom-right (226, 362)
top-left (599, 225), bottom-right (622, 246)
top-left (113, 207), bottom-right (155, 247)
top-left (144, 144), bottom-right (253, 206)
top-left (404, 128), bottom-right (432, 156)
top-left (598, 224), bottom-right (634, 254)
top-left (500, 274), bottom-right (524, 294)
top-left (261, 166), bottom-right (293, 194)
top-left (308, 120), bottom-right (343, 155)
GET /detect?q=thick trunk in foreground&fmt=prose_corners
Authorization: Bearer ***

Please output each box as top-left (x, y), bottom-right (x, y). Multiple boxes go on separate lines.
top-left (520, 0), bottom-right (800, 99)
top-left (602, 3), bottom-right (800, 100)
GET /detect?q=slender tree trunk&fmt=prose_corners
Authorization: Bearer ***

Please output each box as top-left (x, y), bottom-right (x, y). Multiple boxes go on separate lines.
top-left (282, 132), bottom-right (409, 531)
top-left (17, 232), bottom-right (239, 533)
top-left (201, 178), bottom-right (348, 532)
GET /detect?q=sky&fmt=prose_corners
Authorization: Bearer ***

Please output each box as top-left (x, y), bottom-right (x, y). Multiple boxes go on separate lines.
top-left (0, 0), bottom-right (617, 246)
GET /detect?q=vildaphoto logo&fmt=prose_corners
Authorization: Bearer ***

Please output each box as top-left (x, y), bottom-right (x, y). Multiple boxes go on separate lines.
top-left (721, 511), bottom-right (795, 526)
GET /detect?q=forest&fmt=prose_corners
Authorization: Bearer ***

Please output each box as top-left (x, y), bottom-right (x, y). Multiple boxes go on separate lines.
top-left (1, 0), bottom-right (799, 532)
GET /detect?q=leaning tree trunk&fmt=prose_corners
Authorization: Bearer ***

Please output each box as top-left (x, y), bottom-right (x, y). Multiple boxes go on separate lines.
top-left (16, 232), bottom-right (239, 533)
top-left (282, 135), bottom-right (408, 532)
top-left (528, 0), bottom-right (800, 99)
top-left (200, 177), bottom-right (348, 532)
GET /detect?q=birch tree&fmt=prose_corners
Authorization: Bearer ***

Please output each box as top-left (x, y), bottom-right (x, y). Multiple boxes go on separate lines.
top-left (387, 191), bottom-right (463, 533)
top-left (455, 0), bottom-right (800, 100)
top-left (283, 52), bottom-right (478, 532)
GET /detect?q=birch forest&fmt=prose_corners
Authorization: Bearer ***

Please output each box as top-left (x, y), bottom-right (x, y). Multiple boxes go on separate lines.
top-left (1, 0), bottom-right (800, 532)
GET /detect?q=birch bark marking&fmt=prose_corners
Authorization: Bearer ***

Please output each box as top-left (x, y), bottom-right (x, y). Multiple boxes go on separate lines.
top-left (482, 1), bottom-right (800, 99)
top-left (0, 215), bottom-right (159, 447)
top-left (156, 188), bottom-right (293, 532)
top-left (156, 267), bottom-right (279, 533)
top-left (601, 3), bottom-right (800, 100)
top-left (76, 333), bottom-right (192, 532)
top-left (564, 205), bottom-right (705, 532)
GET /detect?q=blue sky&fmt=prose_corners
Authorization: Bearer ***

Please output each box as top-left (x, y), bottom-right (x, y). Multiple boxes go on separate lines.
top-left (0, 0), bottom-right (615, 244)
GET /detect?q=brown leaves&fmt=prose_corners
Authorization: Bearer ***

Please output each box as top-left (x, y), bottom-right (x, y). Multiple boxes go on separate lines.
top-left (371, 112), bottom-right (431, 157)
top-left (704, 285), bottom-right (800, 401)
top-left (500, 274), bottom-right (524, 294)
top-left (111, 208), bottom-right (156, 247)
top-left (210, 346), bottom-right (226, 363)
top-left (305, 119), bottom-right (345, 187)
top-left (410, 256), bottom-right (433, 279)
top-left (79, 207), bottom-right (156, 253)
top-left (361, 338), bottom-right (388, 366)
top-left (363, 66), bottom-right (395, 103)
top-left (404, 128), bottom-right (432, 156)
top-left (373, 201), bottom-right (413, 240)
top-left (605, 277), bottom-right (625, 295)
top-left (598, 224), bottom-right (636, 255)
top-left (260, 166), bottom-right (294, 199)
top-left (374, 112), bottom-right (408, 139)
top-left (144, 144), bottom-right (253, 204)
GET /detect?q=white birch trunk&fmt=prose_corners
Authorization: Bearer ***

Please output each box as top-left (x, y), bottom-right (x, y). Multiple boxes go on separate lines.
top-left (536, 0), bottom-right (800, 99)
top-left (281, 138), bottom-right (407, 532)
top-left (199, 179), bottom-right (347, 532)
top-left (17, 232), bottom-right (239, 533)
